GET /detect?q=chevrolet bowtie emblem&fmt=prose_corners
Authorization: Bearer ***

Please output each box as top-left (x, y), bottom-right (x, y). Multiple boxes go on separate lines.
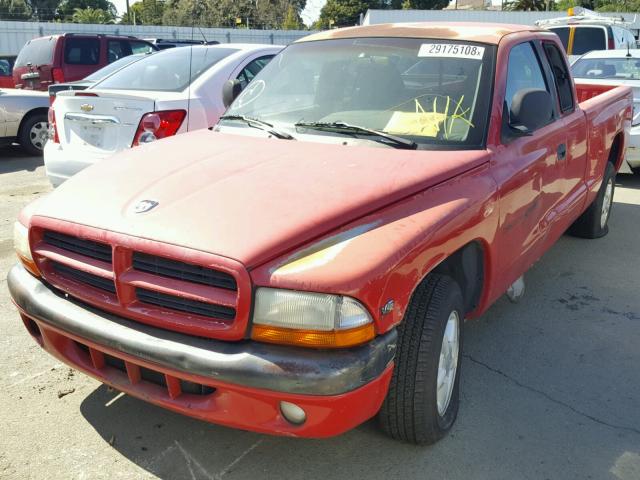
top-left (80, 103), bottom-right (94, 112)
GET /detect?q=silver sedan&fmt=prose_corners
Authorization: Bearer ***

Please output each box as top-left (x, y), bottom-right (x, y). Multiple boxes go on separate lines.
top-left (0, 88), bottom-right (50, 155)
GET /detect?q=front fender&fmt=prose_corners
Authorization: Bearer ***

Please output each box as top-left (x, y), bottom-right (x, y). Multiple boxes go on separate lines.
top-left (250, 162), bottom-right (499, 334)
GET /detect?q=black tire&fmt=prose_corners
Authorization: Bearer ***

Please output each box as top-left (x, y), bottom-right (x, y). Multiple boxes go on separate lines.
top-left (569, 162), bottom-right (616, 239)
top-left (379, 274), bottom-right (464, 444)
top-left (18, 112), bottom-right (48, 156)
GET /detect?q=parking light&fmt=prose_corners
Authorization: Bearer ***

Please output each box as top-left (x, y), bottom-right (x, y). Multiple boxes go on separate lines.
top-left (251, 288), bottom-right (375, 348)
top-left (13, 222), bottom-right (40, 277)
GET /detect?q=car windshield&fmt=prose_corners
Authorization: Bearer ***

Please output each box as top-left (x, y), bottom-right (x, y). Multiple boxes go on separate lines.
top-left (94, 46), bottom-right (239, 92)
top-left (572, 56), bottom-right (640, 79)
top-left (83, 54), bottom-right (147, 82)
top-left (224, 38), bottom-right (495, 148)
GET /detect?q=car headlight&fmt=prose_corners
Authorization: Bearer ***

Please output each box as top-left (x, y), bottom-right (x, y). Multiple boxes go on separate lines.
top-left (14, 221), bottom-right (39, 277)
top-left (251, 287), bottom-right (375, 348)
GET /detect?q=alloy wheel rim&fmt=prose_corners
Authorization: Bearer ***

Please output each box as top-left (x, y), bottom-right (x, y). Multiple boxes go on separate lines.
top-left (437, 310), bottom-right (460, 416)
top-left (29, 121), bottom-right (48, 151)
top-left (600, 178), bottom-right (613, 229)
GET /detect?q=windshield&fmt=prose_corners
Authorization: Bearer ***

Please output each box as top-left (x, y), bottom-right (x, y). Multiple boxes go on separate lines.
top-left (572, 56), bottom-right (640, 79)
top-left (224, 38), bottom-right (495, 148)
top-left (83, 54), bottom-right (147, 82)
top-left (94, 46), bottom-right (239, 92)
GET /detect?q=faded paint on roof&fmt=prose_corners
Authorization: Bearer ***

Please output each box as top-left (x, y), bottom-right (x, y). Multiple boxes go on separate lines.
top-left (297, 22), bottom-right (540, 45)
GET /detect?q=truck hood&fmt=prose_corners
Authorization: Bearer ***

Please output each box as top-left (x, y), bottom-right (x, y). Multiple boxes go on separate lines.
top-left (33, 130), bottom-right (489, 268)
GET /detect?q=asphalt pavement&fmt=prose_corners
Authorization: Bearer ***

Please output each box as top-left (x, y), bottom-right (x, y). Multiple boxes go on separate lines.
top-left (0, 146), bottom-right (638, 480)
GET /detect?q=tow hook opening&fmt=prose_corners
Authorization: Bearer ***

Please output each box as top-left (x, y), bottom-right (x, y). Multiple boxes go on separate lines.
top-left (21, 314), bottom-right (43, 345)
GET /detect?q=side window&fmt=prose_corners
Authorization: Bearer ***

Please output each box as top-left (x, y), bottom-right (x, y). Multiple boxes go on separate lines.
top-left (542, 42), bottom-right (574, 113)
top-left (236, 55), bottom-right (274, 89)
top-left (64, 38), bottom-right (100, 65)
top-left (129, 41), bottom-right (154, 54)
top-left (0, 59), bottom-right (10, 76)
top-left (505, 42), bottom-right (549, 112)
top-left (107, 41), bottom-right (132, 63)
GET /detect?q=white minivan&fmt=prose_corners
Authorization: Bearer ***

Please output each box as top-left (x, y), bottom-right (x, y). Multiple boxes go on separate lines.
top-left (537, 8), bottom-right (637, 62)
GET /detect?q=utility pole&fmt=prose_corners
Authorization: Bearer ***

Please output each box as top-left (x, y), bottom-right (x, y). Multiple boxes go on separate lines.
top-left (126, 0), bottom-right (131, 23)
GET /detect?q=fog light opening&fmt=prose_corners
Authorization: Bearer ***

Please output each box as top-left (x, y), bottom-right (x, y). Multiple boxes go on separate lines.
top-left (280, 401), bottom-right (306, 426)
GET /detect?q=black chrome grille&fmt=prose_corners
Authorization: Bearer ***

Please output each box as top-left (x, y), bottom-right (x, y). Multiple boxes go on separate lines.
top-left (53, 262), bottom-right (116, 293)
top-left (132, 252), bottom-right (237, 291)
top-left (135, 287), bottom-right (236, 320)
top-left (44, 231), bottom-right (112, 263)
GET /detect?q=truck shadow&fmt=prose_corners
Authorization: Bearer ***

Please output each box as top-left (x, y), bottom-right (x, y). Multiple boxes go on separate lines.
top-left (0, 145), bottom-right (43, 174)
top-left (79, 203), bottom-right (640, 480)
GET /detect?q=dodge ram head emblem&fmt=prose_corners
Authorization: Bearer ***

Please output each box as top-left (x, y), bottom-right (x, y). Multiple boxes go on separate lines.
top-left (133, 200), bottom-right (159, 214)
top-left (80, 104), bottom-right (94, 112)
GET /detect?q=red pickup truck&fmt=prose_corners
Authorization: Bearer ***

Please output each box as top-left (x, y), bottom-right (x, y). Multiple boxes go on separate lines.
top-left (9, 23), bottom-right (632, 444)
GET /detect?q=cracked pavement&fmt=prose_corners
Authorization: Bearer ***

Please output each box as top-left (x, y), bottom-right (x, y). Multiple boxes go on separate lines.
top-left (1, 147), bottom-right (639, 480)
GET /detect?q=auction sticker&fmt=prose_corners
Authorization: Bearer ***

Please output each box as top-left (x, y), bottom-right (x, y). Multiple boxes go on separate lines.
top-left (418, 43), bottom-right (485, 60)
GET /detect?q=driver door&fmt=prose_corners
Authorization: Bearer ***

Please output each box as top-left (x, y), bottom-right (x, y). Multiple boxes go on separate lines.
top-left (491, 41), bottom-right (568, 288)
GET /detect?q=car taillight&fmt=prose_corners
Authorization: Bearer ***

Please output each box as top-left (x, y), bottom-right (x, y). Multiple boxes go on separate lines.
top-left (132, 110), bottom-right (186, 146)
top-left (48, 108), bottom-right (59, 144)
top-left (608, 37), bottom-right (615, 49)
top-left (52, 68), bottom-right (65, 84)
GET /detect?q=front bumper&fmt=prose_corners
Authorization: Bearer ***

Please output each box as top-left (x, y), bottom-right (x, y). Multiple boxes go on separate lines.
top-left (8, 264), bottom-right (396, 437)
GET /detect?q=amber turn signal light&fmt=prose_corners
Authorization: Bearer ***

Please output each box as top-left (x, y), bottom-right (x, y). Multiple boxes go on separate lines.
top-left (251, 323), bottom-right (375, 349)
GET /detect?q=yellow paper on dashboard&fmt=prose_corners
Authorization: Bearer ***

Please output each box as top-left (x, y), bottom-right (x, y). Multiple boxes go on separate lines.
top-left (384, 111), bottom-right (447, 137)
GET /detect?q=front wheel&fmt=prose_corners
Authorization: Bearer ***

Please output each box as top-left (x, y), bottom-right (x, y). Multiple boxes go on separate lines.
top-left (378, 274), bottom-right (464, 444)
top-left (569, 162), bottom-right (616, 239)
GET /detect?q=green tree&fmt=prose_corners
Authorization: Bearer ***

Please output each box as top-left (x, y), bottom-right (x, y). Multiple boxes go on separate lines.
top-left (121, 0), bottom-right (164, 24)
top-left (25, 0), bottom-right (60, 21)
top-left (58, 0), bottom-right (116, 20)
top-left (71, 5), bottom-right (114, 21)
top-left (0, 0), bottom-right (31, 19)
top-left (316, 0), bottom-right (374, 28)
top-left (401, 0), bottom-right (448, 8)
top-left (504, 0), bottom-right (546, 9)
top-left (282, 3), bottom-right (300, 28)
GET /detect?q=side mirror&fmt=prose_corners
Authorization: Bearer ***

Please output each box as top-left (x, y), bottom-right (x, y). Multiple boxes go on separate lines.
top-left (222, 79), bottom-right (242, 109)
top-left (508, 88), bottom-right (552, 136)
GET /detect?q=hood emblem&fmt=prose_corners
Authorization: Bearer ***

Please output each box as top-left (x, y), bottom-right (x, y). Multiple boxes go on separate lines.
top-left (133, 200), bottom-right (159, 214)
top-left (80, 103), bottom-right (94, 112)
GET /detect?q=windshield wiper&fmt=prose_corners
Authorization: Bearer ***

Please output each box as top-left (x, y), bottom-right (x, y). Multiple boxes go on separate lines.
top-left (294, 121), bottom-right (417, 150)
top-left (219, 115), bottom-right (294, 140)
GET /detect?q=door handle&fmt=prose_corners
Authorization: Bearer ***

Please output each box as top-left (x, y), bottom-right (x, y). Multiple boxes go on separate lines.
top-left (557, 143), bottom-right (567, 161)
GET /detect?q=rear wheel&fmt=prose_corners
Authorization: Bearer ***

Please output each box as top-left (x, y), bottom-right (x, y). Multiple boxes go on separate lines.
top-left (378, 274), bottom-right (464, 444)
top-left (19, 113), bottom-right (48, 156)
top-left (569, 162), bottom-right (616, 239)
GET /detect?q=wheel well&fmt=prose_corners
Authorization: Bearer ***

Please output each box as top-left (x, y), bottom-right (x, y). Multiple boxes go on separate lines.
top-left (431, 241), bottom-right (485, 313)
top-left (18, 108), bottom-right (49, 138)
top-left (609, 133), bottom-right (623, 170)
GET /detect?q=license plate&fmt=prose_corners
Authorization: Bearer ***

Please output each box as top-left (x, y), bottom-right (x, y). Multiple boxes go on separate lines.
top-left (79, 125), bottom-right (103, 148)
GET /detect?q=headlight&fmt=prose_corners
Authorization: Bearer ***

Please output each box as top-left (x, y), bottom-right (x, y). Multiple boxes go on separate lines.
top-left (14, 221), bottom-right (39, 277)
top-left (251, 288), bottom-right (375, 348)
